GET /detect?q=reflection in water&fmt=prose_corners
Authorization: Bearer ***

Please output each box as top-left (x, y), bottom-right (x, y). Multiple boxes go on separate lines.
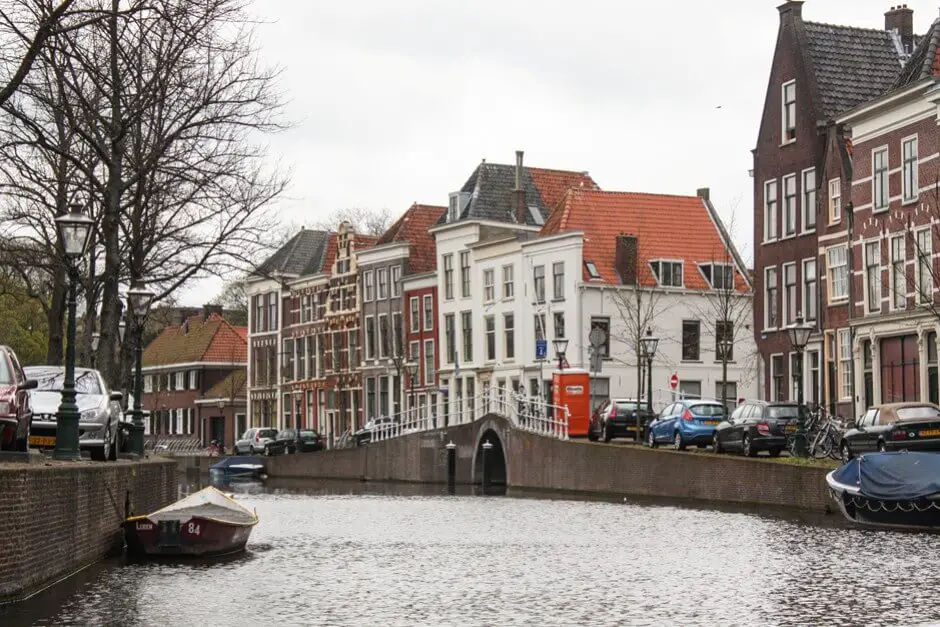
top-left (3, 476), bottom-right (940, 626)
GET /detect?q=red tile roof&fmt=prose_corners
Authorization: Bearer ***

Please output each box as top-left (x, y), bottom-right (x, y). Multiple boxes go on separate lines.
top-left (540, 189), bottom-right (747, 291)
top-left (376, 203), bottom-right (446, 273)
top-left (529, 168), bottom-right (599, 212)
top-left (143, 313), bottom-right (247, 367)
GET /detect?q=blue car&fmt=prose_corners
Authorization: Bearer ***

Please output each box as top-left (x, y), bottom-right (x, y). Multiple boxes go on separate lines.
top-left (647, 400), bottom-right (726, 450)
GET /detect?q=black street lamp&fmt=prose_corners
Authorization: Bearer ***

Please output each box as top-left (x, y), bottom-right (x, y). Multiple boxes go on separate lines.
top-left (787, 314), bottom-right (813, 458)
top-left (404, 361), bottom-right (418, 424)
top-left (127, 282), bottom-right (155, 456)
top-left (552, 338), bottom-right (569, 372)
top-left (53, 205), bottom-right (94, 461)
top-left (640, 328), bottom-right (659, 440)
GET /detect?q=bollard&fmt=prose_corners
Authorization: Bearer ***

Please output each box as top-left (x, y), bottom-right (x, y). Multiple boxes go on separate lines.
top-left (446, 441), bottom-right (457, 493)
top-left (481, 440), bottom-right (493, 488)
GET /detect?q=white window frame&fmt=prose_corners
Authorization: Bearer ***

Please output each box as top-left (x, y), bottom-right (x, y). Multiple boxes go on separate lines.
top-left (377, 268), bottom-right (389, 300)
top-left (502, 264), bottom-right (514, 299)
top-left (764, 266), bottom-right (778, 330)
top-left (827, 244), bottom-right (848, 303)
top-left (483, 268), bottom-right (495, 303)
top-left (363, 270), bottom-right (374, 302)
top-left (365, 315), bottom-right (376, 360)
top-left (864, 239), bottom-right (882, 315)
top-left (801, 167), bottom-right (816, 233)
top-left (872, 146), bottom-right (889, 212)
top-left (782, 262), bottom-right (797, 326)
top-left (378, 313), bottom-right (389, 359)
top-left (174, 371), bottom-right (184, 390)
top-left (503, 312), bottom-right (515, 360)
top-left (828, 178), bottom-right (841, 224)
top-left (838, 328), bottom-right (852, 400)
top-left (391, 265), bottom-right (401, 297)
top-left (802, 258), bottom-right (817, 322)
top-left (144, 375), bottom-right (153, 393)
top-left (424, 339), bottom-right (435, 385)
top-left (409, 297), bottom-right (419, 332)
top-left (423, 294), bottom-right (433, 331)
top-left (903, 134), bottom-right (919, 204)
top-left (188, 370), bottom-right (197, 390)
top-left (783, 173), bottom-right (797, 237)
top-left (917, 227), bottom-right (933, 304)
top-left (484, 315), bottom-right (496, 362)
top-left (764, 179), bottom-right (779, 242)
top-left (890, 234), bottom-right (906, 311)
top-left (770, 352), bottom-right (784, 402)
top-left (782, 79), bottom-right (796, 143)
top-left (649, 259), bottom-right (684, 288)
top-left (699, 263), bottom-right (734, 290)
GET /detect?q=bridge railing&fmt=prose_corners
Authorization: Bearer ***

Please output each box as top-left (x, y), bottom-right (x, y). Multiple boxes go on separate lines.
top-left (369, 388), bottom-right (570, 443)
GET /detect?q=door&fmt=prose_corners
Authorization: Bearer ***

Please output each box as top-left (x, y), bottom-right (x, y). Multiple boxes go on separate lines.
top-left (210, 416), bottom-right (224, 445)
top-left (657, 403), bottom-right (676, 440)
top-left (850, 409), bottom-right (877, 453)
top-left (718, 405), bottom-right (745, 447)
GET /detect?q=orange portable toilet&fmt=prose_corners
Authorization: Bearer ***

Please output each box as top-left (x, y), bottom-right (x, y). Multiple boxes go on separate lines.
top-left (552, 369), bottom-right (591, 437)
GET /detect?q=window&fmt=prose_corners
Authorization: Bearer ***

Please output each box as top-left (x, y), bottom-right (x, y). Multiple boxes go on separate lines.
top-left (802, 168), bottom-right (816, 231)
top-left (391, 266), bottom-right (401, 297)
top-left (534, 313), bottom-right (546, 359)
top-left (839, 329), bottom-right (852, 400)
top-left (459, 251), bottom-right (470, 298)
top-left (782, 80), bottom-right (796, 142)
top-left (444, 314), bottom-right (455, 363)
top-left (504, 313), bottom-right (515, 360)
top-left (790, 353), bottom-right (801, 401)
top-left (364, 271), bottom-right (374, 302)
top-left (447, 193), bottom-right (459, 222)
top-left (267, 292), bottom-right (277, 331)
top-left (533, 265), bottom-right (545, 302)
top-left (765, 267), bottom-right (778, 328)
top-left (365, 316), bottom-right (376, 360)
top-left (701, 264), bottom-right (734, 291)
top-left (771, 355), bottom-right (784, 402)
top-left (392, 312), bottom-right (403, 358)
top-left (424, 339), bottom-right (435, 385)
top-left (917, 228), bottom-right (933, 303)
top-left (865, 241), bottom-right (881, 314)
top-left (366, 377), bottom-right (376, 418)
top-left (461, 311), bottom-right (472, 362)
top-left (349, 329), bottom-right (358, 368)
top-left (378, 314), bottom-right (389, 358)
top-left (332, 332), bottom-right (341, 372)
top-left (554, 312), bottom-right (565, 339)
top-left (716, 320), bottom-right (734, 361)
top-left (483, 269), bottom-right (495, 303)
top-left (872, 147), bottom-right (889, 211)
top-left (423, 294), bottom-right (433, 331)
top-left (783, 174), bottom-right (797, 236)
top-left (552, 262), bottom-right (565, 300)
top-left (296, 339), bottom-right (305, 380)
top-left (485, 316), bottom-right (496, 361)
top-left (783, 263), bottom-right (796, 325)
top-left (891, 235), bottom-right (906, 310)
top-left (502, 265), bottom-right (514, 299)
top-left (715, 381), bottom-right (737, 407)
top-left (443, 254), bottom-right (454, 300)
top-left (409, 340), bottom-right (420, 363)
top-left (829, 179), bottom-right (841, 223)
top-left (650, 260), bottom-right (683, 287)
top-left (903, 136), bottom-right (919, 203)
top-left (410, 297), bottom-right (419, 332)
top-left (188, 370), bottom-right (197, 390)
top-left (590, 317), bottom-right (610, 358)
top-left (379, 376), bottom-right (389, 416)
top-left (765, 180), bottom-right (778, 241)
top-left (254, 296), bottom-right (264, 333)
top-left (827, 245), bottom-right (848, 302)
top-left (175, 371), bottom-right (184, 390)
top-left (682, 320), bottom-right (701, 361)
top-left (803, 258), bottom-right (817, 321)
top-left (377, 268), bottom-right (388, 300)
top-left (144, 375), bottom-right (153, 393)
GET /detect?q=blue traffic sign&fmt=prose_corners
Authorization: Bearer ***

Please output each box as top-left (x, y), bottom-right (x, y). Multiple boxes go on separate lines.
top-left (536, 339), bottom-right (547, 360)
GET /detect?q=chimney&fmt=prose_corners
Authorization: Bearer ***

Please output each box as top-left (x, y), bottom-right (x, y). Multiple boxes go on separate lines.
top-left (614, 234), bottom-right (639, 285)
top-left (513, 150), bottom-right (526, 225)
top-left (696, 187), bottom-right (710, 202)
top-left (777, 1), bottom-right (803, 19)
top-left (885, 5), bottom-right (914, 53)
top-left (203, 303), bottom-right (223, 321)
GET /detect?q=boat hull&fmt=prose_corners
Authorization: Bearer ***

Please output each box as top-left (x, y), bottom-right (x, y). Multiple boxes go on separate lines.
top-left (124, 515), bottom-right (254, 557)
top-left (827, 470), bottom-right (940, 532)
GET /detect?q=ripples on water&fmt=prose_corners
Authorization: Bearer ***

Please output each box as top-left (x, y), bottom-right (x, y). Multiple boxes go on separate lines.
top-left (4, 479), bottom-right (940, 627)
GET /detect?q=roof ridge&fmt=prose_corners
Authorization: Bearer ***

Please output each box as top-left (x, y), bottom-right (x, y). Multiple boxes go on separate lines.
top-left (479, 161), bottom-right (589, 176)
top-left (578, 188), bottom-right (703, 200)
top-left (804, 20), bottom-right (893, 35)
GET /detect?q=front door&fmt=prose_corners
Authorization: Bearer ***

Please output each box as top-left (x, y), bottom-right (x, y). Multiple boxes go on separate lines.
top-left (210, 416), bottom-right (224, 445)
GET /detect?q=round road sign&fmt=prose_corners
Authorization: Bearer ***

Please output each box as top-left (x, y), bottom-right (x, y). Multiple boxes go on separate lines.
top-left (670, 373), bottom-right (679, 390)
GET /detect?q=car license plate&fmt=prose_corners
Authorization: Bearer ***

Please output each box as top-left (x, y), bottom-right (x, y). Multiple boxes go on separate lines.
top-left (919, 429), bottom-right (940, 438)
top-left (29, 435), bottom-right (55, 447)
top-left (786, 424), bottom-right (797, 433)
top-left (625, 425), bottom-right (635, 431)
top-left (704, 420), bottom-right (719, 426)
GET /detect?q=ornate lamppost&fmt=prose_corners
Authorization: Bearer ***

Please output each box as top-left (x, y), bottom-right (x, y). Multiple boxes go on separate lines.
top-left (787, 314), bottom-right (813, 458)
top-left (404, 361), bottom-right (418, 425)
top-left (552, 338), bottom-right (569, 372)
top-left (127, 282), bottom-right (155, 456)
top-left (53, 205), bottom-right (94, 461)
top-left (640, 328), bottom-right (659, 441)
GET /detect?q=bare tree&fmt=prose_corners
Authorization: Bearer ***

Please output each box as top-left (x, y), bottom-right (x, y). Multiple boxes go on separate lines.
top-left (312, 207), bottom-right (393, 237)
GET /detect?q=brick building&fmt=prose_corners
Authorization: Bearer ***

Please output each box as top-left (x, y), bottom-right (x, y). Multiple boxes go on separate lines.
top-left (141, 305), bottom-right (247, 449)
top-left (752, 1), bottom-right (911, 413)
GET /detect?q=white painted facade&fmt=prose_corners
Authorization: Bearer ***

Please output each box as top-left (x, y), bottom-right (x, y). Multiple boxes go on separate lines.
top-left (245, 276), bottom-right (283, 429)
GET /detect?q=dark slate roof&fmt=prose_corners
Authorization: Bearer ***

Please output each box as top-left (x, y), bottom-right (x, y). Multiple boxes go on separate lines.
top-left (255, 228), bottom-right (331, 277)
top-left (894, 20), bottom-right (940, 88)
top-left (803, 21), bottom-right (905, 120)
top-left (436, 162), bottom-right (598, 227)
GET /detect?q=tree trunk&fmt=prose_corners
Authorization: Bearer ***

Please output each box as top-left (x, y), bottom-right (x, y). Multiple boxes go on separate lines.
top-left (45, 273), bottom-right (66, 365)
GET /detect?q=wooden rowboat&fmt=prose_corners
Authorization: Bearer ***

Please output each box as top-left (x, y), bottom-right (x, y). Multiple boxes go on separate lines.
top-left (124, 486), bottom-right (259, 557)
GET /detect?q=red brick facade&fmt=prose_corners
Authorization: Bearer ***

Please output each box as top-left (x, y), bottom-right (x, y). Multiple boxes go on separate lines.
top-left (403, 283), bottom-right (440, 419)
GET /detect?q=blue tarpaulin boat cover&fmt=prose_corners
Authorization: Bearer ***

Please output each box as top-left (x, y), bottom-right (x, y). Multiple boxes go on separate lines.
top-left (831, 452), bottom-right (940, 500)
top-left (210, 456), bottom-right (263, 472)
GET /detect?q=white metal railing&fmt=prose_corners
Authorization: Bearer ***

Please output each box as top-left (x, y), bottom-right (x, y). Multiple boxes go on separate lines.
top-left (366, 388), bottom-right (570, 443)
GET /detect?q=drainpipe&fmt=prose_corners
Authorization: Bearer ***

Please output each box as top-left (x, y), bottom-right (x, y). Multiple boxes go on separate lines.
top-left (847, 201), bottom-right (857, 419)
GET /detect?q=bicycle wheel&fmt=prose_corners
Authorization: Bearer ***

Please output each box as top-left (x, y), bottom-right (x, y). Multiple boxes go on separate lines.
top-left (810, 428), bottom-right (832, 458)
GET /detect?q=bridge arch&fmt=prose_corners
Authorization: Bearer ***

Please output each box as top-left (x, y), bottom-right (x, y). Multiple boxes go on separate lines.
top-left (472, 424), bottom-right (508, 486)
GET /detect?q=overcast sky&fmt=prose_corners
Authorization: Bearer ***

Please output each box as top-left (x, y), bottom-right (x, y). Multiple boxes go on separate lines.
top-left (178, 0), bottom-right (940, 306)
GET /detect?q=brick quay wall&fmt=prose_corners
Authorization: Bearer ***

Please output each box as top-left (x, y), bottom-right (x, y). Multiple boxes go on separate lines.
top-left (0, 458), bottom-right (177, 603)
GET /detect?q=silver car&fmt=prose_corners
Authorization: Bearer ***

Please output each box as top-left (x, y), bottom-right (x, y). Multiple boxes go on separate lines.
top-left (24, 366), bottom-right (123, 461)
top-left (234, 427), bottom-right (278, 455)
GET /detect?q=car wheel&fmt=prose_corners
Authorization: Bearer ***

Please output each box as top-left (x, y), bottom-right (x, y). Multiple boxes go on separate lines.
top-left (588, 426), bottom-right (599, 442)
top-left (743, 435), bottom-right (756, 457)
top-left (673, 431), bottom-right (686, 451)
top-left (648, 429), bottom-right (657, 449)
top-left (768, 448), bottom-right (782, 458)
top-left (877, 440), bottom-right (886, 453)
top-left (713, 434), bottom-right (723, 455)
top-left (841, 442), bottom-right (853, 465)
top-left (603, 423), bottom-right (612, 443)
top-left (249, 446), bottom-right (256, 455)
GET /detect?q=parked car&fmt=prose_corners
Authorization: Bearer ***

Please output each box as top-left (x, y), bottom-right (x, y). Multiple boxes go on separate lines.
top-left (588, 399), bottom-right (654, 443)
top-left (233, 427), bottom-right (278, 455)
top-left (0, 346), bottom-right (37, 452)
top-left (713, 401), bottom-right (804, 457)
top-left (267, 428), bottom-right (324, 455)
top-left (647, 399), bottom-right (725, 450)
top-left (355, 417), bottom-right (396, 446)
top-left (839, 402), bottom-right (940, 463)
top-left (24, 366), bottom-right (122, 460)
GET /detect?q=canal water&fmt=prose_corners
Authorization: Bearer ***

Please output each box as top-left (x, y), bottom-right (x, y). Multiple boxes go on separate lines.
top-left (3, 477), bottom-right (940, 627)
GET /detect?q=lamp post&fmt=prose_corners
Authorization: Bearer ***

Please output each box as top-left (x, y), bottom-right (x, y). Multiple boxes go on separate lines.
top-left (787, 314), bottom-right (813, 458)
top-left (718, 336), bottom-right (733, 414)
top-left (53, 205), bottom-right (94, 461)
top-left (127, 282), bottom-right (155, 456)
top-left (404, 361), bottom-right (418, 426)
top-left (639, 328), bottom-right (659, 441)
top-left (552, 338), bottom-right (569, 372)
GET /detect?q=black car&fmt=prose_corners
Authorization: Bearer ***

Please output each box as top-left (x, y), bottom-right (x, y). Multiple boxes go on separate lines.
top-left (713, 401), bottom-right (804, 457)
top-left (840, 402), bottom-right (940, 463)
top-left (588, 398), bottom-right (654, 443)
top-left (267, 428), bottom-right (324, 455)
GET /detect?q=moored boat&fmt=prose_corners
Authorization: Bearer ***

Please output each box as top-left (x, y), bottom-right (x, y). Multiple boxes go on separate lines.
top-left (826, 451), bottom-right (940, 531)
top-left (124, 486), bottom-right (259, 557)
top-left (209, 455), bottom-right (265, 481)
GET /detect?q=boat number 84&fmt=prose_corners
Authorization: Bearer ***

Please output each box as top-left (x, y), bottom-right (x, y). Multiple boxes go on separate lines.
top-left (187, 523), bottom-right (201, 535)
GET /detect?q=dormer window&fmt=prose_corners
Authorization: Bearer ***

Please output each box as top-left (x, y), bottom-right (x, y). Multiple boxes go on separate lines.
top-left (782, 80), bottom-right (796, 143)
top-left (585, 261), bottom-right (601, 280)
top-left (700, 263), bottom-right (734, 290)
top-left (527, 205), bottom-right (544, 226)
top-left (650, 260), bottom-right (683, 287)
top-left (448, 191), bottom-right (470, 222)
